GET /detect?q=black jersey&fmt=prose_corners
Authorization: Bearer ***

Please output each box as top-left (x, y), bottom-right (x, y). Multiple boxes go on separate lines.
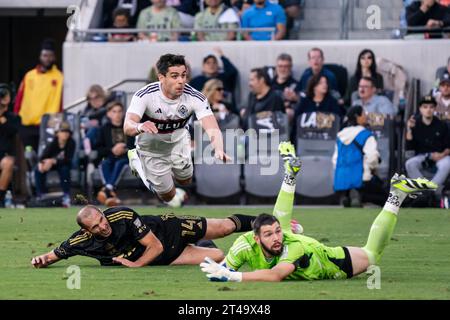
top-left (53, 207), bottom-right (207, 266)
top-left (53, 207), bottom-right (151, 266)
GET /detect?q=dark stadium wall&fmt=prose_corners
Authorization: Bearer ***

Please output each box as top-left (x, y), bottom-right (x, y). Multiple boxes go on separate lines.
top-left (0, 15), bottom-right (67, 94)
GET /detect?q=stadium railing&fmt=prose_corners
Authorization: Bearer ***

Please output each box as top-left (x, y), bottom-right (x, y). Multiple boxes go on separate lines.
top-left (70, 27), bottom-right (277, 42)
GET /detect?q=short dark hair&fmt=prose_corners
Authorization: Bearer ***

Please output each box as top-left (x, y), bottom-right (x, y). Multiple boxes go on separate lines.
top-left (41, 38), bottom-right (56, 52)
top-left (308, 47), bottom-right (324, 59)
top-left (345, 105), bottom-right (364, 127)
top-left (277, 53), bottom-right (292, 63)
top-left (253, 214), bottom-right (280, 235)
top-left (106, 100), bottom-right (124, 111)
top-left (113, 7), bottom-right (130, 20)
top-left (0, 83), bottom-right (10, 99)
top-left (360, 76), bottom-right (376, 87)
top-left (251, 67), bottom-right (271, 86)
top-left (156, 54), bottom-right (186, 76)
top-left (306, 74), bottom-right (328, 99)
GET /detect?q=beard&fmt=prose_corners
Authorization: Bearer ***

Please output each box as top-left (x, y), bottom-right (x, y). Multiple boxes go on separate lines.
top-left (261, 241), bottom-right (283, 257)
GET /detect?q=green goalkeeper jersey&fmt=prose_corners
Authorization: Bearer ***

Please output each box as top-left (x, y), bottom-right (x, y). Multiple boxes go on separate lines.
top-left (225, 232), bottom-right (352, 280)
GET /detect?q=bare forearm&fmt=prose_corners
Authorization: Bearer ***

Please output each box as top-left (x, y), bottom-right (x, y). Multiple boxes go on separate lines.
top-left (133, 244), bottom-right (163, 267)
top-left (406, 129), bottom-right (413, 141)
top-left (242, 269), bottom-right (283, 282)
top-left (124, 118), bottom-right (140, 137)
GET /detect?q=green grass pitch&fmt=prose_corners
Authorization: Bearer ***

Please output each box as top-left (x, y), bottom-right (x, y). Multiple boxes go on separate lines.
top-left (1, 206), bottom-right (449, 300)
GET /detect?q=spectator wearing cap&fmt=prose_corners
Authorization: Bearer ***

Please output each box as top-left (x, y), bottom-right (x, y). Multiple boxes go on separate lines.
top-left (34, 121), bottom-right (75, 208)
top-left (189, 47), bottom-right (238, 103)
top-left (0, 85), bottom-right (20, 207)
top-left (406, 0), bottom-right (450, 33)
top-left (94, 101), bottom-right (135, 207)
top-left (352, 77), bottom-right (397, 117)
top-left (240, 67), bottom-right (285, 129)
top-left (405, 95), bottom-right (450, 198)
top-left (194, 0), bottom-right (240, 41)
top-left (433, 73), bottom-right (450, 119)
top-left (241, 0), bottom-right (287, 41)
top-left (13, 39), bottom-right (63, 152)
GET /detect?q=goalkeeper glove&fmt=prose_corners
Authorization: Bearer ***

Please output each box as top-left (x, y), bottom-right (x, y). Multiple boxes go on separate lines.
top-left (200, 257), bottom-right (242, 282)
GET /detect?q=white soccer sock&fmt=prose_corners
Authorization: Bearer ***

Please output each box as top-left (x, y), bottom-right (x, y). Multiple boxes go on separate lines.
top-left (129, 150), bottom-right (151, 190)
top-left (383, 188), bottom-right (408, 215)
top-left (281, 174), bottom-right (296, 193)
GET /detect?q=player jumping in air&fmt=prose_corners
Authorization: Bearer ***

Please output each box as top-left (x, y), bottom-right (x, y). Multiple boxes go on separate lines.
top-left (123, 54), bottom-right (230, 208)
top-left (200, 141), bottom-right (437, 282)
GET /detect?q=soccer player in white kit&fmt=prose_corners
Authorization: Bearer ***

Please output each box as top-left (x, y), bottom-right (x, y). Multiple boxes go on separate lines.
top-left (124, 54), bottom-right (230, 207)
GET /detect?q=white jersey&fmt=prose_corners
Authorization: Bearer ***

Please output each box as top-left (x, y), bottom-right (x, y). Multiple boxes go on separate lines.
top-left (127, 82), bottom-right (213, 155)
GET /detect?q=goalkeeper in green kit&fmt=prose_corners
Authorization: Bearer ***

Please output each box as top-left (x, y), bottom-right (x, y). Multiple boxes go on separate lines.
top-left (200, 141), bottom-right (437, 282)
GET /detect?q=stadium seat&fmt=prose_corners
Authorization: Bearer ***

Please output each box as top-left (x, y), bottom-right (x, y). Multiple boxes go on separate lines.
top-left (246, 111), bottom-right (290, 153)
top-left (26, 112), bottom-right (84, 197)
top-left (295, 112), bottom-right (340, 197)
top-left (366, 113), bottom-right (395, 180)
top-left (194, 122), bottom-right (242, 198)
top-left (243, 111), bottom-right (289, 197)
top-left (435, 66), bottom-right (447, 81)
top-left (324, 63), bottom-right (348, 98)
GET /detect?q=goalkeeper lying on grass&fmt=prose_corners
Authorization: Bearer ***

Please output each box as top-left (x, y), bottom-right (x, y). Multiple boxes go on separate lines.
top-left (200, 141), bottom-right (437, 282)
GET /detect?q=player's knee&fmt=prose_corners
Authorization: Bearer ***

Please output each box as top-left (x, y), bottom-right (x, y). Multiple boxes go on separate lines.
top-left (160, 189), bottom-right (176, 202)
top-left (1, 157), bottom-right (15, 170)
top-left (210, 248), bottom-right (225, 262)
top-left (176, 177), bottom-right (192, 186)
top-left (222, 220), bottom-right (236, 236)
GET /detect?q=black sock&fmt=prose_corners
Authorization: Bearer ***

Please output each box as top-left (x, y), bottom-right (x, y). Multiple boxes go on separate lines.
top-left (0, 190), bottom-right (5, 202)
top-left (227, 214), bottom-right (256, 232)
top-left (195, 240), bottom-right (218, 249)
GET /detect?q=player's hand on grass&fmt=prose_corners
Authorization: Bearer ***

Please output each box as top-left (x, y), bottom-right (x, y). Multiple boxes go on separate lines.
top-left (200, 257), bottom-right (242, 282)
top-left (137, 121), bottom-right (158, 134)
top-left (215, 150), bottom-right (231, 163)
top-left (112, 256), bottom-right (139, 268)
top-left (31, 254), bottom-right (50, 268)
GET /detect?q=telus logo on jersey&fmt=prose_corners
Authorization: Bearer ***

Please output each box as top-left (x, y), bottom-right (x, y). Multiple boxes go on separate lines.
top-left (146, 116), bottom-right (192, 133)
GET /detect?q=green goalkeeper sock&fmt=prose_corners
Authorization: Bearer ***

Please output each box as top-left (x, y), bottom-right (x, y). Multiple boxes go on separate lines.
top-left (272, 174), bottom-right (296, 232)
top-left (362, 189), bottom-right (406, 265)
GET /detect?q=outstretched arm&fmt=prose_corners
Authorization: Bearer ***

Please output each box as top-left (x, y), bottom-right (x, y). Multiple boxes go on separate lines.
top-left (241, 263), bottom-right (295, 282)
top-left (31, 251), bottom-right (61, 268)
top-left (201, 258), bottom-right (295, 282)
top-left (199, 115), bottom-right (230, 162)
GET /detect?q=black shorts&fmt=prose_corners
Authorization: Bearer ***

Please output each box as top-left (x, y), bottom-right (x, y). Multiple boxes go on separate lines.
top-left (150, 214), bottom-right (207, 265)
top-left (339, 247), bottom-right (354, 278)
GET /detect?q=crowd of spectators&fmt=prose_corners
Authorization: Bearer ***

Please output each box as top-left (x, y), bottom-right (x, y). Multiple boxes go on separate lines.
top-left (96, 0), bottom-right (450, 42)
top-left (98, 0), bottom-right (303, 42)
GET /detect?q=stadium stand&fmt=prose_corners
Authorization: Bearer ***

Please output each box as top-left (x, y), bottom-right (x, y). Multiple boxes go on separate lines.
top-left (243, 111), bottom-right (289, 198)
top-left (25, 112), bottom-right (83, 207)
top-left (193, 122), bottom-right (242, 199)
top-left (294, 112), bottom-right (340, 198)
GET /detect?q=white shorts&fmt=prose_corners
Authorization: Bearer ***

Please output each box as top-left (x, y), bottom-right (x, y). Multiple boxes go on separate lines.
top-left (137, 134), bottom-right (193, 194)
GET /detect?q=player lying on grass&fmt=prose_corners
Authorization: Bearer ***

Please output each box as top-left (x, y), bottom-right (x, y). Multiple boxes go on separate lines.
top-left (200, 141), bottom-right (437, 282)
top-left (30, 206), bottom-right (261, 268)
